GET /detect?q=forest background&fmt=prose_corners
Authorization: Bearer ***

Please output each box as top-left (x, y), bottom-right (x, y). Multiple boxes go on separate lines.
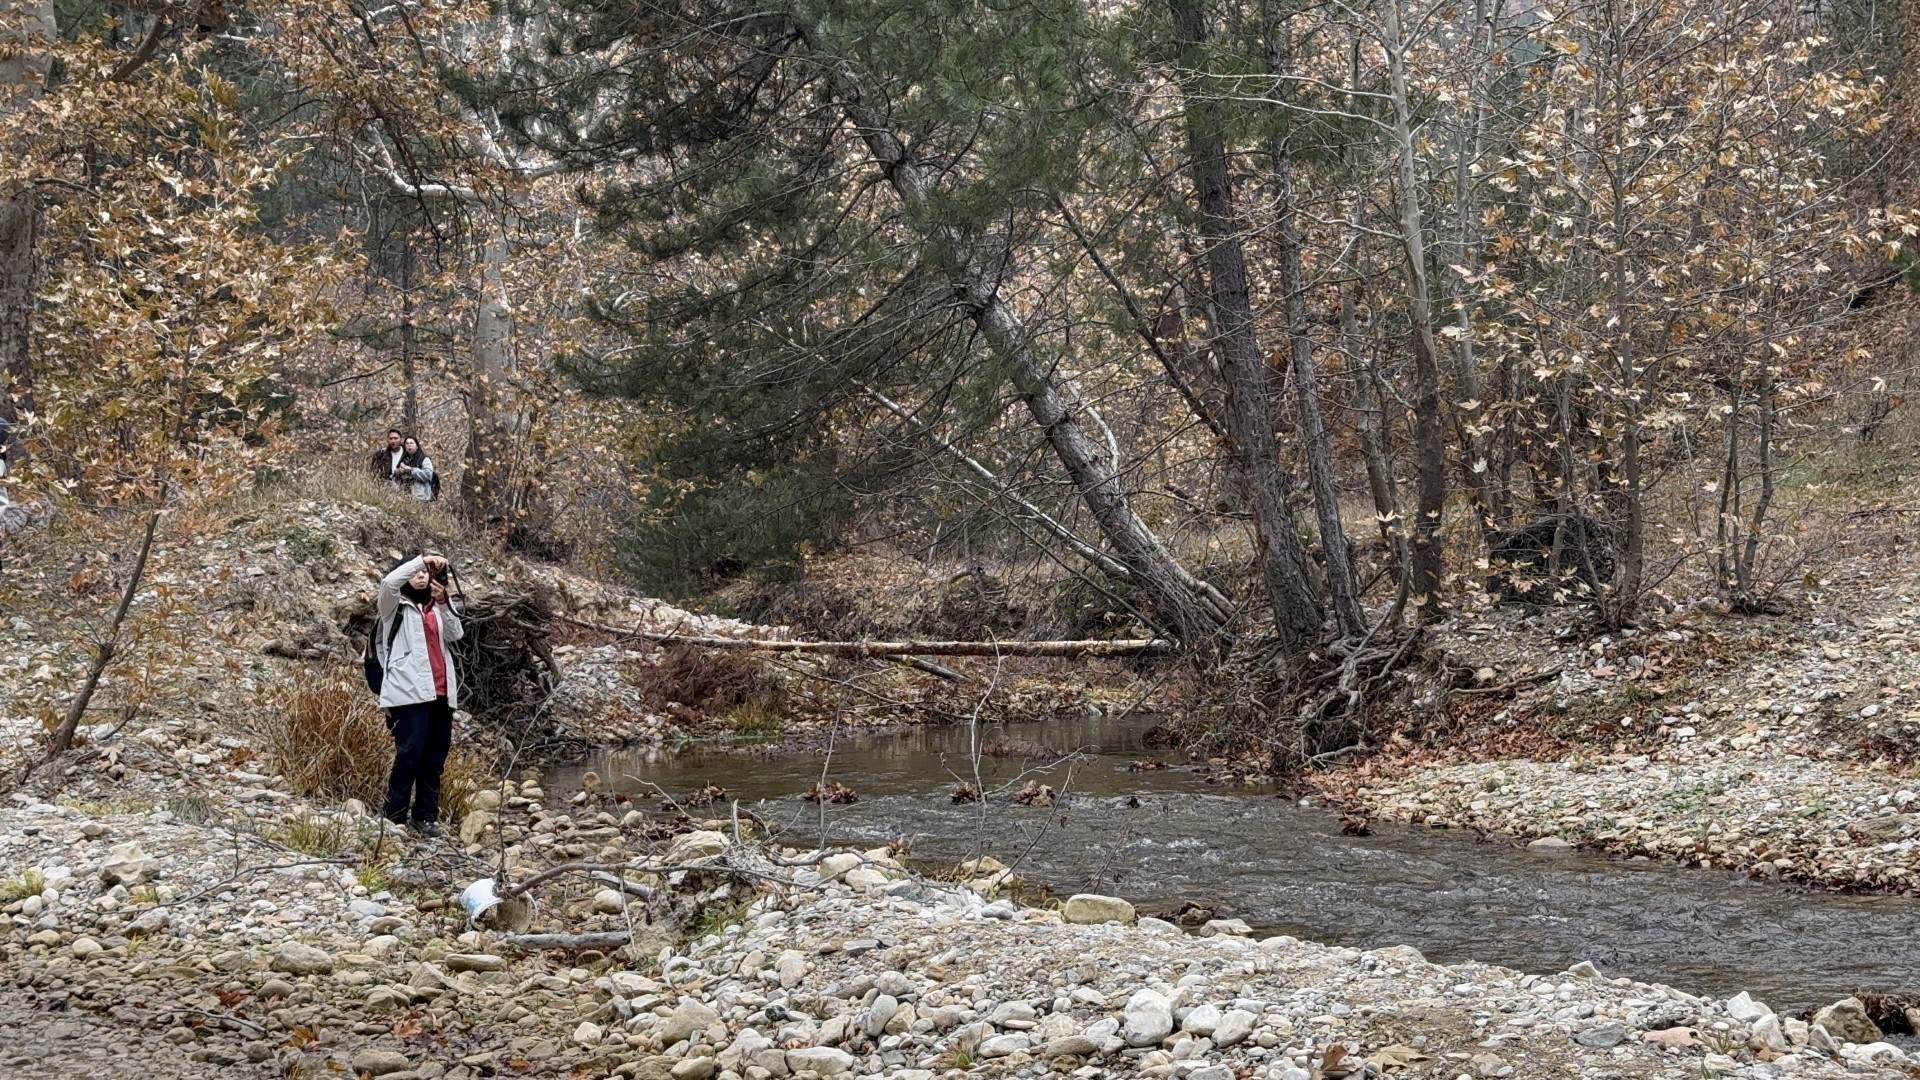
top-left (4, 0), bottom-right (1920, 762)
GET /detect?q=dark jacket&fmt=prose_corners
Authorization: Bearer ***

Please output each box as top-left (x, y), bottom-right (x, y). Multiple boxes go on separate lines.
top-left (369, 446), bottom-right (404, 482)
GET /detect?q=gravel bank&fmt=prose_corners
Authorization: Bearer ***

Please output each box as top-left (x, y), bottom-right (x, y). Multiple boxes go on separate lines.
top-left (4, 789), bottom-right (1913, 1080)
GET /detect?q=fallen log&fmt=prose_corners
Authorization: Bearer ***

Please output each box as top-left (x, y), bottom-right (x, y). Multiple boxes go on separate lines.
top-left (556, 613), bottom-right (1175, 657)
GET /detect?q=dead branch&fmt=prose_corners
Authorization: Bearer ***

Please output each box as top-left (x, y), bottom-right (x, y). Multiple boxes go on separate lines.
top-left (556, 613), bottom-right (1173, 657)
top-left (501, 931), bottom-right (634, 951)
top-left (42, 508), bottom-right (161, 763)
top-left (890, 655), bottom-right (968, 682)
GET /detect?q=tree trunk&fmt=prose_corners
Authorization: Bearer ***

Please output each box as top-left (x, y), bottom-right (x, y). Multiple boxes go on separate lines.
top-left (0, 0), bottom-right (56, 469)
top-left (1442, 0), bottom-right (1503, 538)
top-left (826, 68), bottom-right (1232, 651)
top-left (1167, 0), bottom-right (1324, 653)
top-left (0, 196), bottom-right (35, 462)
top-left (1262, 0), bottom-right (1365, 639)
top-left (1381, 0), bottom-right (1450, 621)
top-left (557, 614), bottom-right (1177, 656)
top-left (463, 222), bottom-right (517, 525)
top-left (399, 235), bottom-right (419, 432)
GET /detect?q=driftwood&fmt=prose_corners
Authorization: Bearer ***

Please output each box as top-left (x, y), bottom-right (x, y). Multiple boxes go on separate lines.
top-left (557, 613), bottom-right (1173, 657)
top-left (501, 931), bottom-right (635, 951)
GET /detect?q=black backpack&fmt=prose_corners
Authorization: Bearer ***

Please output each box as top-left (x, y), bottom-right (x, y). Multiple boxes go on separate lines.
top-left (428, 471), bottom-right (441, 500)
top-left (361, 612), bottom-right (407, 694)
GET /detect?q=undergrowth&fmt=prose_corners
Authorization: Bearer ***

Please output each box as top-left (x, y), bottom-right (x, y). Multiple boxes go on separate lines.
top-left (262, 667), bottom-right (391, 805)
top-left (0, 869), bottom-right (47, 902)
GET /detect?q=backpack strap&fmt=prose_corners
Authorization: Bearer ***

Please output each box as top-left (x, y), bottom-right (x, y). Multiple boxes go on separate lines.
top-left (367, 609), bottom-right (406, 659)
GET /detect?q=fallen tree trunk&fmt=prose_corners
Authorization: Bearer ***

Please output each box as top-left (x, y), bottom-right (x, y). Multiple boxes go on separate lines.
top-left (557, 614), bottom-right (1174, 657)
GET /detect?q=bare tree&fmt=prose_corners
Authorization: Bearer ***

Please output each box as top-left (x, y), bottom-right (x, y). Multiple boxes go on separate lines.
top-left (1168, 0), bottom-right (1325, 652)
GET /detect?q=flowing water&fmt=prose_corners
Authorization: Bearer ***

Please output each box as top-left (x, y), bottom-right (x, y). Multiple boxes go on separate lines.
top-left (550, 715), bottom-right (1920, 1013)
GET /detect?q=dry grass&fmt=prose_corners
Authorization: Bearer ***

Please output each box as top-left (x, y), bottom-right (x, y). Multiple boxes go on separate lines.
top-left (438, 747), bottom-right (498, 822)
top-left (262, 666), bottom-right (392, 805)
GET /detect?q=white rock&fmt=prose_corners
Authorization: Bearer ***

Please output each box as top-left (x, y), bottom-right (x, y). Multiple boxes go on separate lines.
top-left (1123, 988), bottom-right (1173, 1047)
top-left (1212, 1008), bottom-right (1257, 1048)
top-left (976, 1033), bottom-right (1031, 1058)
top-left (592, 888), bottom-right (626, 914)
top-left (818, 852), bottom-right (863, 881)
top-left (1751, 1014), bottom-right (1788, 1053)
top-left (98, 842), bottom-right (149, 886)
top-left (784, 1046), bottom-right (855, 1075)
top-left (1181, 1004), bottom-right (1221, 1036)
top-left (843, 867), bottom-right (889, 891)
top-left (1061, 893), bottom-right (1135, 925)
top-left (665, 830), bottom-right (730, 863)
top-left (863, 994), bottom-right (899, 1038)
top-left (1855, 1042), bottom-right (1907, 1065)
top-left (1726, 991), bottom-right (1773, 1022)
top-left (269, 942), bottom-right (335, 976)
top-left (659, 1000), bottom-right (720, 1046)
top-left (573, 1021), bottom-right (603, 1047)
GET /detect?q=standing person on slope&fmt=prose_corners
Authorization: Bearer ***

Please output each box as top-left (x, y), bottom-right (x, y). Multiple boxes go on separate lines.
top-left (369, 428), bottom-right (406, 484)
top-left (394, 436), bottom-right (437, 502)
top-left (376, 552), bottom-right (463, 834)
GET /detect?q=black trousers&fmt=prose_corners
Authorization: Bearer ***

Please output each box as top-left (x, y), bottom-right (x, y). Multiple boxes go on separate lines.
top-left (383, 697), bottom-right (452, 824)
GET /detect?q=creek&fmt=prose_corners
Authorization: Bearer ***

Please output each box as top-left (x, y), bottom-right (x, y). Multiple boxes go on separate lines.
top-left (550, 714), bottom-right (1919, 1013)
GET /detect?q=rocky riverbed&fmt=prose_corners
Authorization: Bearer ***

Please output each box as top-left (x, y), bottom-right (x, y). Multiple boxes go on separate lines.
top-left (4, 782), bottom-right (1916, 1080)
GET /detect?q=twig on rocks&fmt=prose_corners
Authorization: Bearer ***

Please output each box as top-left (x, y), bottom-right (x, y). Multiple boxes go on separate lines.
top-left (157, 857), bottom-right (358, 908)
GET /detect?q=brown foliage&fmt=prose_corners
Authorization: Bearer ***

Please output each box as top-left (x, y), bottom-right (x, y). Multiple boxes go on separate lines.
top-left (640, 644), bottom-right (778, 715)
top-left (802, 780), bottom-right (858, 804)
top-left (1009, 780), bottom-right (1055, 806)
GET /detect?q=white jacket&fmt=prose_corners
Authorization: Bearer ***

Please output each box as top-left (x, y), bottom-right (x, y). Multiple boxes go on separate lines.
top-left (400, 456), bottom-right (436, 501)
top-left (376, 555), bottom-right (465, 710)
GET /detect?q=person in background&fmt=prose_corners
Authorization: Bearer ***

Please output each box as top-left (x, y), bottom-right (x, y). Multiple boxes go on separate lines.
top-left (395, 436), bottom-right (436, 502)
top-left (368, 428), bottom-right (405, 484)
top-left (375, 552), bottom-right (463, 834)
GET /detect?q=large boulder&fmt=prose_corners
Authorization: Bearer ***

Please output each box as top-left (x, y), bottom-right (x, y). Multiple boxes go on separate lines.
top-left (1061, 894), bottom-right (1135, 925)
top-left (1811, 997), bottom-right (1882, 1045)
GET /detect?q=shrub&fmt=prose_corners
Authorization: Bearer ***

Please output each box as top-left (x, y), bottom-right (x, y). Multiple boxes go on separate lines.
top-left (0, 869), bottom-right (47, 902)
top-left (262, 668), bottom-right (391, 805)
top-left (641, 644), bottom-right (779, 715)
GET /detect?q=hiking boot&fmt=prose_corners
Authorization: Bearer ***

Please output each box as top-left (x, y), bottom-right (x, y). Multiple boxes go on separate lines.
top-left (407, 820), bottom-right (444, 839)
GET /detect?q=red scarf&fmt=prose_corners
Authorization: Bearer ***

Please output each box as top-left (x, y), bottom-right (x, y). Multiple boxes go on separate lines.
top-left (421, 601), bottom-right (448, 698)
